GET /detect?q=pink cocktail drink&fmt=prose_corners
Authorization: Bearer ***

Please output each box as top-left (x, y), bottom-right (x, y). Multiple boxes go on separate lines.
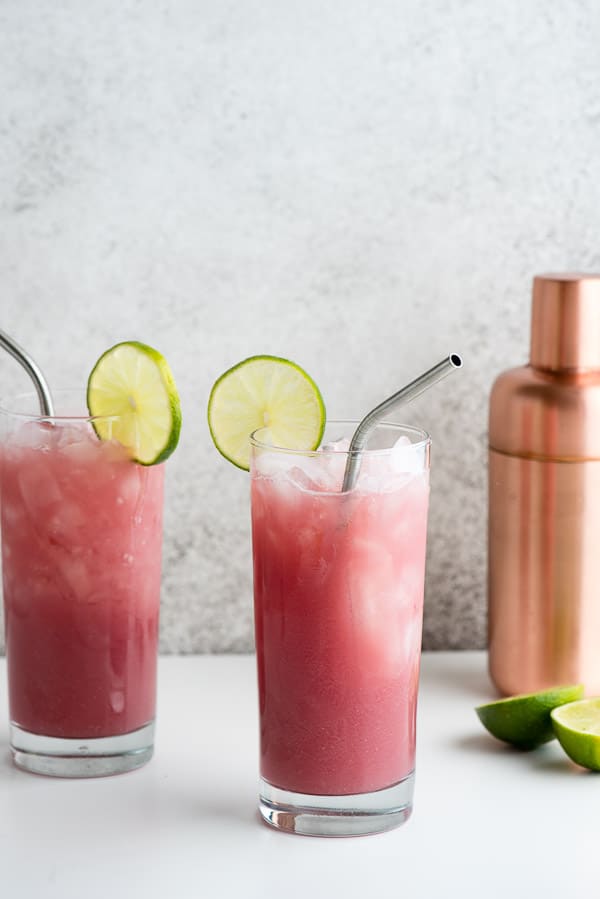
top-left (0, 397), bottom-right (164, 775)
top-left (251, 422), bottom-right (430, 833)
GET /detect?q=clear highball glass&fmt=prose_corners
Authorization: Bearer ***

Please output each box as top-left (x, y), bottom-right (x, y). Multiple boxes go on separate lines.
top-left (0, 390), bottom-right (164, 776)
top-left (250, 420), bottom-right (431, 836)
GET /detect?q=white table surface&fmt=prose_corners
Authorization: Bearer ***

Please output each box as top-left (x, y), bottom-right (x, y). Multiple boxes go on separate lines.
top-left (0, 652), bottom-right (597, 898)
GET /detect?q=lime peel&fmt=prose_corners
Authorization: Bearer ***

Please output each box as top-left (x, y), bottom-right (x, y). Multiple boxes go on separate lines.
top-left (475, 684), bottom-right (584, 749)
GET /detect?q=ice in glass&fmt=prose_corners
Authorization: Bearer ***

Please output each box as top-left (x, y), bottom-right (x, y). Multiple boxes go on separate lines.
top-left (0, 393), bottom-right (164, 776)
top-left (250, 421), bottom-right (430, 835)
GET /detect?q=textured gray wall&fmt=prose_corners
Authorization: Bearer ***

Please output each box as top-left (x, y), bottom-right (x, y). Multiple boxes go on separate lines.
top-left (1, 0), bottom-right (599, 652)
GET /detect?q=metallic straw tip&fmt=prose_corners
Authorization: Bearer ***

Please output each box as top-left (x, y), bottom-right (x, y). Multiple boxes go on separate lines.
top-left (341, 352), bottom-right (463, 493)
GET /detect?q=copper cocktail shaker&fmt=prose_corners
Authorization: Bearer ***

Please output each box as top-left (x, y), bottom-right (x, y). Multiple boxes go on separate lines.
top-left (489, 273), bottom-right (600, 695)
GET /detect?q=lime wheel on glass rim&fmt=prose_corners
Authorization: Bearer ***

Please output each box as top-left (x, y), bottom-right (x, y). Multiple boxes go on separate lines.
top-left (87, 340), bottom-right (182, 465)
top-left (207, 355), bottom-right (325, 470)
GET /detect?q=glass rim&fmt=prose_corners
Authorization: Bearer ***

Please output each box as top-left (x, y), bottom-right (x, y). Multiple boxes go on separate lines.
top-left (0, 388), bottom-right (121, 424)
top-left (250, 419), bottom-right (431, 457)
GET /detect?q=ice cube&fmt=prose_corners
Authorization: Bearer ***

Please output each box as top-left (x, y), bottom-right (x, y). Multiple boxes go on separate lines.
top-left (48, 500), bottom-right (86, 541)
top-left (116, 464), bottom-right (142, 509)
top-left (58, 423), bottom-right (102, 465)
top-left (287, 465), bottom-right (323, 493)
top-left (315, 438), bottom-right (350, 490)
top-left (57, 556), bottom-right (91, 599)
top-left (100, 438), bottom-right (133, 465)
top-left (110, 690), bottom-right (125, 713)
top-left (319, 437), bottom-right (351, 453)
top-left (389, 435), bottom-right (423, 474)
top-left (355, 472), bottom-right (381, 492)
top-left (252, 449), bottom-right (296, 480)
top-left (12, 420), bottom-right (54, 451)
top-left (56, 422), bottom-right (88, 446)
top-left (17, 464), bottom-right (62, 517)
top-left (254, 449), bottom-right (328, 490)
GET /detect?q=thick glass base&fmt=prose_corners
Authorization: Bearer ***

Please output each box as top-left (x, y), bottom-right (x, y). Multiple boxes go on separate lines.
top-left (10, 721), bottom-right (155, 777)
top-left (259, 772), bottom-right (414, 837)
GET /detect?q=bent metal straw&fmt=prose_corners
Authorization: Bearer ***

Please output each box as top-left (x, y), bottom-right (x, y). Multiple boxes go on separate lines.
top-left (0, 329), bottom-right (54, 416)
top-left (342, 353), bottom-right (463, 492)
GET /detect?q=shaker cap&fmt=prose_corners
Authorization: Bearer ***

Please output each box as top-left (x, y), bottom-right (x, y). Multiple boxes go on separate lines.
top-left (530, 274), bottom-right (600, 371)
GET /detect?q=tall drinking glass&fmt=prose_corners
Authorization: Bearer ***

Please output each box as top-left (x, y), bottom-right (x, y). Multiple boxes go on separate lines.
top-left (0, 391), bottom-right (164, 776)
top-left (250, 421), bottom-right (431, 836)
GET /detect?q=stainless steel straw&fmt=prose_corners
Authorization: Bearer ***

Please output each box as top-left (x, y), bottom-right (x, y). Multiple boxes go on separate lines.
top-left (341, 353), bottom-right (462, 492)
top-left (0, 328), bottom-right (55, 416)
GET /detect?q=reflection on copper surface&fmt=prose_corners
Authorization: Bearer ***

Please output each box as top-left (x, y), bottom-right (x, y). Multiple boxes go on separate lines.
top-left (488, 274), bottom-right (600, 695)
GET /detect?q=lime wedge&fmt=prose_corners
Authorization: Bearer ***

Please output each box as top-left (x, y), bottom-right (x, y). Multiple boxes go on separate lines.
top-left (87, 341), bottom-right (182, 465)
top-left (207, 355), bottom-right (325, 470)
top-left (551, 699), bottom-right (600, 770)
top-left (475, 684), bottom-right (584, 749)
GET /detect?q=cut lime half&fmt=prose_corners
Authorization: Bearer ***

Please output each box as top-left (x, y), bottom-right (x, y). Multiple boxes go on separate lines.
top-left (551, 698), bottom-right (600, 770)
top-left (87, 341), bottom-right (182, 465)
top-left (207, 355), bottom-right (325, 470)
top-left (475, 684), bottom-right (584, 749)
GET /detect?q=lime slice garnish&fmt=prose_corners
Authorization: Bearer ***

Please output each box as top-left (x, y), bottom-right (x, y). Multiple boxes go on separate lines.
top-left (475, 684), bottom-right (584, 749)
top-left (87, 341), bottom-right (182, 465)
top-left (551, 698), bottom-right (600, 770)
top-left (207, 355), bottom-right (325, 470)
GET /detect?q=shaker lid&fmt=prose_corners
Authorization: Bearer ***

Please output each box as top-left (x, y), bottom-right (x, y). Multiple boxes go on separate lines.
top-left (531, 274), bottom-right (600, 371)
